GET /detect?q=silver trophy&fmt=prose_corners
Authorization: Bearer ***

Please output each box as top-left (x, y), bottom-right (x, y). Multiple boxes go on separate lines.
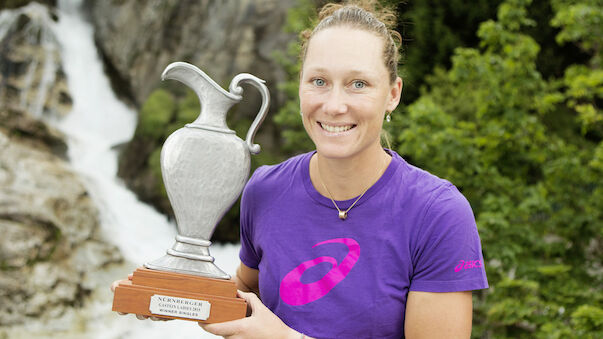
top-left (144, 62), bottom-right (269, 279)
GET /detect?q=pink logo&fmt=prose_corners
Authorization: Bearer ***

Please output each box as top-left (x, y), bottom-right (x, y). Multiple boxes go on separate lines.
top-left (279, 238), bottom-right (360, 306)
top-left (454, 260), bottom-right (482, 272)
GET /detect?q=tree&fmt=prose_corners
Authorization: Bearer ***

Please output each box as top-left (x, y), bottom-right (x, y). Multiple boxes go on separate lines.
top-left (386, 0), bottom-right (602, 336)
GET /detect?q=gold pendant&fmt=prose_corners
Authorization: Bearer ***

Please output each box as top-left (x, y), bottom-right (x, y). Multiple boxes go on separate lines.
top-left (338, 210), bottom-right (347, 220)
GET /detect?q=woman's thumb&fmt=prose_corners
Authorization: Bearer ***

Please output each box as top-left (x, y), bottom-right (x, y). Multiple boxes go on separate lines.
top-left (237, 290), bottom-right (262, 312)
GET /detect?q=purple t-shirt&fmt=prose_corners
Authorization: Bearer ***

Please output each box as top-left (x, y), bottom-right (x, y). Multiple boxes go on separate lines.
top-left (239, 150), bottom-right (488, 338)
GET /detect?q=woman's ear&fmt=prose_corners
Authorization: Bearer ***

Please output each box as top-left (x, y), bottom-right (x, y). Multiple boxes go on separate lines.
top-left (386, 77), bottom-right (403, 112)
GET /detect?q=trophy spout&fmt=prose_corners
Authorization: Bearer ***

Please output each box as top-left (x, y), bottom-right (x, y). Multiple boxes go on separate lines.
top-left (162, 62), bottom-right (242, 132)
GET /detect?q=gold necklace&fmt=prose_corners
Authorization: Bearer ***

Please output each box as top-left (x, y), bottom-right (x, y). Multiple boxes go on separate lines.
top-left (316, 155), bottom-right (388, 220)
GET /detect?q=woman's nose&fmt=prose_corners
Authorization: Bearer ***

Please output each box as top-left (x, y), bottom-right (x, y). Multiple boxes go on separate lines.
top-left (324, 88), bottom-right (348, 115)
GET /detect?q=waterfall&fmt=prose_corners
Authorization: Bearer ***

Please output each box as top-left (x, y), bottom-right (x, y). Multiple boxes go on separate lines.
top-left (1, 1), bottom-right (239, 337)
top-left (51, 0), bottom-right (173, 266)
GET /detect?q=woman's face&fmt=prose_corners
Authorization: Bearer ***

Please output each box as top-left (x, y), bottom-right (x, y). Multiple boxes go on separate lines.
top-left (299, 27), bottom-right (401, 161)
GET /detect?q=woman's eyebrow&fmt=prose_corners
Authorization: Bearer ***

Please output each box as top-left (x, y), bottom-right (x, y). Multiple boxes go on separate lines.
top-left (303, 66), bottom-right (329, 74)
top-left (304, 67), bottom-right (376, 78)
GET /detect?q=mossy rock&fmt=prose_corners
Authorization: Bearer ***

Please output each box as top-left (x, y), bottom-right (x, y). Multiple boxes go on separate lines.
top-left (177, 89), bottom-right (201, 123)
top-left (148, 147), bottom-right (167, 198)
top-left (137, 89), bottom-right (176, 139)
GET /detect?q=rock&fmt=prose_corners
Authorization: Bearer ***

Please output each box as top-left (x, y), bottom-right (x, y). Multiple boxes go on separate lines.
top-left (0, 3), bottom-right (72, 119)
top-left (0, 107), bottom-right (67, 157)
top-left (0, 1), bottom-right (56, 11)
top-left (0, 219), bottom-right (54, 268)
top-left (85, 0), bottom-right (296, 108)
top-left (0, 120), bottom-right (123, 326)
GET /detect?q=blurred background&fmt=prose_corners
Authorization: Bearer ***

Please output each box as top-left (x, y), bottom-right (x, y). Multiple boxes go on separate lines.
top-left (0, 0), bottom-right (600, 338)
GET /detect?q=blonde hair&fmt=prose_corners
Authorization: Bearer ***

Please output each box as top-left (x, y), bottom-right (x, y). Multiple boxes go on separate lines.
top-left (300, 0), bottom-right (402, 84)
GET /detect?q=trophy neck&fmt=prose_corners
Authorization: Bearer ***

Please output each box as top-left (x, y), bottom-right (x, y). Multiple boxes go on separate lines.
top-left (189, 100), bottom-right (237, 132)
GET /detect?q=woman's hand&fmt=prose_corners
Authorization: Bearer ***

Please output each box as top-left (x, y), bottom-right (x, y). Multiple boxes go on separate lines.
top-left (199, 290), bottom-right (300, 339)
top-left (110, 273), bottom-right (169, 321)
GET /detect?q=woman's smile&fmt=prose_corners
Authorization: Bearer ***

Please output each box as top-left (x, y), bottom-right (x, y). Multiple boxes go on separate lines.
top-left (318, 122), bottom-right (356, 134)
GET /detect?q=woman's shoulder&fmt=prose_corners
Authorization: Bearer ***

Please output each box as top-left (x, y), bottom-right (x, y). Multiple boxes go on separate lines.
top-left (392, 152), bottom-right (453, 195)
top-left (245, 151), bottom-right (312, 194)
top-left (390, 151), bottom-right (469, 213)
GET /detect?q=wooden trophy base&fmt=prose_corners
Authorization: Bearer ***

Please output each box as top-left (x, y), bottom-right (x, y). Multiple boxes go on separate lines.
top-left (112, 267), bottom-right (247, 323)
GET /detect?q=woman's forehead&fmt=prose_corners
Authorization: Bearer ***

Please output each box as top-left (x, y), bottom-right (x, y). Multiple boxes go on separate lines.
top-left (303, 27), bottom-right (386, 76)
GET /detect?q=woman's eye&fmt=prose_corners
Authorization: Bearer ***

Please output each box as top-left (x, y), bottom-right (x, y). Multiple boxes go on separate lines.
top-left (352, 81), bottom-right (366, 89)
top-left (313, 79), bottom-right (326, 86)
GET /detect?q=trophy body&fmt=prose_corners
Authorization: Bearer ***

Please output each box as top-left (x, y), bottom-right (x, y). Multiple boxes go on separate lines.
top-left (144, 127), bottom-right (249, 279)
top-left (112, 62), bottom-right (269, 323)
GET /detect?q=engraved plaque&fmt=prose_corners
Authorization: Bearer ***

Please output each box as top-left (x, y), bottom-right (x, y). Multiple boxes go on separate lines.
top-left (149, 294), bottom-right (211, 320)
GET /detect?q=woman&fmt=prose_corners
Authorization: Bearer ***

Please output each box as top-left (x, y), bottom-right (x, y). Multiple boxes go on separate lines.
top-left (201, 2), bottom-right (488, 338)
top-left (117, 1), bottom-right (488, 338)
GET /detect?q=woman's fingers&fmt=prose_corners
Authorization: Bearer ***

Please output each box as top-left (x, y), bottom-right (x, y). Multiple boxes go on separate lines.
top-left (200, 319), bottom-right (244, 337)
top-left (111, 273), bottom-right (133, 293)
top-left (112, 273), bottom-right (169, 321)
top-left (237, 290), bottom-right (260, 307)
top-left (149, 316), bottom-right (170, 321)
top-left (237, 290), bottom-right (265, 315)
top-left (110, 280), bottom-right (121, 293)
top-left (111, 276), bottom-right (131, 292)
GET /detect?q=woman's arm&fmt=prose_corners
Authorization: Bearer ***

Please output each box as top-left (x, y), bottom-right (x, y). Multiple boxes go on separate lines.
top-left (404, 291), bottom-right (473, 339)
top-left (233, 262), bottom-right (260, 296)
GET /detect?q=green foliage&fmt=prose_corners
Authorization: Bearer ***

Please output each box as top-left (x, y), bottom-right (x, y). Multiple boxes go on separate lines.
top-left (561, 57), bottom-right (603, 135)
top-left (571, 305), bottom-right (603, 336)
top-left (383, 0), bottom-right (603, 336)
top-left (137, 89), bottom-right (175, 139)
top-left (395, 0), bottom-right (593, 102)
top-left (148, 147), bottom-right (165, 197)
top-left (396, 0), bottom-right (503, 102)
top-left (551, 0), bottom-right (603, 136)
top-left (137, 87), bottom-right (202, 141)
top-left (551, 0), bottom-right (603, 57)
top-left (177, 89), bottom-right (201, 123)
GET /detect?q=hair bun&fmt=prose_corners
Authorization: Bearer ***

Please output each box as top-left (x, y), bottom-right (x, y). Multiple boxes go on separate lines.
top-left (318, 0), bottom-right (398, 30)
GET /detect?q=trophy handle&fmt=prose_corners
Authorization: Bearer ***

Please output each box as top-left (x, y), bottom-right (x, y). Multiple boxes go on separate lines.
top-left (229, 74), bottom-right (270, 154)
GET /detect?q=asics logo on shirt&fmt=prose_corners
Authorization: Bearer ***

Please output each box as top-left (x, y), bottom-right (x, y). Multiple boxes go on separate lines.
top-left (279, 238), bottom-right (360, 306)
top-left (454, 259), bottom-right (482, 272)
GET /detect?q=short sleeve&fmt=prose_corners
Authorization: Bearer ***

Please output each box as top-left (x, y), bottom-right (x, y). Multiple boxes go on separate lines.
top-left (238, 167), bottom-right (264, 269)
top-left (409, 185), bottom-right (488, 292)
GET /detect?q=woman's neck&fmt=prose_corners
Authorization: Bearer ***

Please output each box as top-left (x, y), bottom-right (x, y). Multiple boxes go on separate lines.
top-left (310, 145), bottom-right (391, 200)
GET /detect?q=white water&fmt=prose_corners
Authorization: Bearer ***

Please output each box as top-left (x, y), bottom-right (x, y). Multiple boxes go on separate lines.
top-left (34, 1), bottom-right (239, 337)
top-left (52, 0), bottom-right (172, 266)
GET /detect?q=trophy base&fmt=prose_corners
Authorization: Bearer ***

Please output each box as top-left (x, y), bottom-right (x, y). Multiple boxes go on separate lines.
top-left (112, 267), bottom-right (247, 323)
top-left (144, 253), bottom-right (231, 280)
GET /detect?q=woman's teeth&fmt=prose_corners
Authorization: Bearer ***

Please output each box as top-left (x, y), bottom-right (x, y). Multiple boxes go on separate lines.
top-left (320, 123), bottom-right (354, 133)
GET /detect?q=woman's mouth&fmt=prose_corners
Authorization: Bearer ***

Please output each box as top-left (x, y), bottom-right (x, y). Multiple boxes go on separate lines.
top-left (319, 122), bottom-right (356, 133)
